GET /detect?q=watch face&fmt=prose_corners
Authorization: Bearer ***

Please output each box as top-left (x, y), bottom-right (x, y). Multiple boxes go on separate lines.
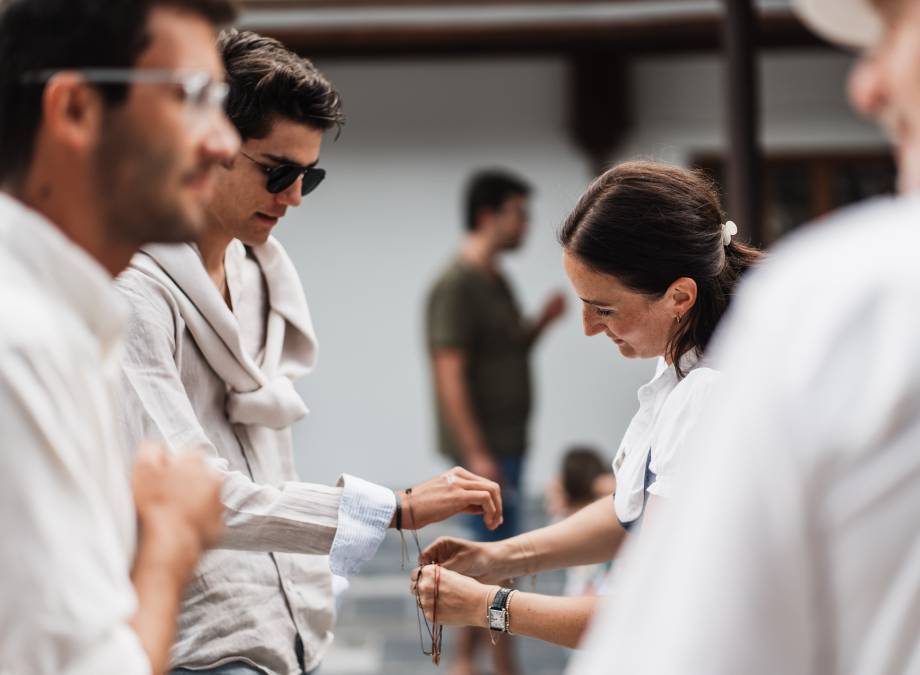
top-left (489, 608), bottom-right (505, 631)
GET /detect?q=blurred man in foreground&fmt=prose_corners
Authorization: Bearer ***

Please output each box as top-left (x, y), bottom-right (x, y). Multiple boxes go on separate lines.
top-left (0, 1), bottom-right (239, 673)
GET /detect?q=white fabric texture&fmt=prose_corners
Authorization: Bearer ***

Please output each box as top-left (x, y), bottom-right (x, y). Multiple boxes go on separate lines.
top-left (612, 351), bottom-right (720, 524)
top-left (0, 194), bottom-right (149, 675)
top-left (331, 474), bottom-right (402, 576)
top-left (117, 240), bottom-right (393, 674)
top-left (135, 239), bottom-right (317, 429)
top-left (570, 195), bottom-right (920, 675)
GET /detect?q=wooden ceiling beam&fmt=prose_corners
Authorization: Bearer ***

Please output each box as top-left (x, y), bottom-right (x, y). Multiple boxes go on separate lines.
top-left (249, 13), bottom-right (828, 59)
top-left (242, 0), bottom-right (628, 7)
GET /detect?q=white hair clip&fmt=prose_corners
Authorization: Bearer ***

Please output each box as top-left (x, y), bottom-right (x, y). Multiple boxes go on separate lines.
top-left (721, 220), bottom-right (738, 247)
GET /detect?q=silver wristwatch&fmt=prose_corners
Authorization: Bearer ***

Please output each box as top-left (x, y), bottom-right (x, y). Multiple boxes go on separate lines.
top-left (488, 587), bottom-right (513, 632)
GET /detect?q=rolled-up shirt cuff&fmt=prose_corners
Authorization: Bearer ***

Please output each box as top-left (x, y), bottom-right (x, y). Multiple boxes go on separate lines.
top-left (328, 474), bottom-right (396, 577)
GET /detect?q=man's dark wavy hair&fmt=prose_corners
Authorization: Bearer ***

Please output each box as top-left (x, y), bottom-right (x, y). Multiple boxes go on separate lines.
top-left (219, 29), bottom-right (345, 140)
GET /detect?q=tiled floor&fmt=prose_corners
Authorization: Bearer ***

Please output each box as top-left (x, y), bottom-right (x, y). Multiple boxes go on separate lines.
top-left (320, 505), bottom-right (572, 675)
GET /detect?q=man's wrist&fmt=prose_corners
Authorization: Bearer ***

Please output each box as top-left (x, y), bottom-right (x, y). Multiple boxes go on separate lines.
top-left (463, 447), bottom-right (490, 463)
top-left (389, 489), bottom-right (405, 529)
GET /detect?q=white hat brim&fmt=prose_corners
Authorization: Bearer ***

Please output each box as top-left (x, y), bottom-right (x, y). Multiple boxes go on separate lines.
top-left (794, 0), bottom-right (883, 49)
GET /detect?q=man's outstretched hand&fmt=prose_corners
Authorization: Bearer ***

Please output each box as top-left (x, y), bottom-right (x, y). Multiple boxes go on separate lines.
top-left (392, 466), bottom-right (503, 531)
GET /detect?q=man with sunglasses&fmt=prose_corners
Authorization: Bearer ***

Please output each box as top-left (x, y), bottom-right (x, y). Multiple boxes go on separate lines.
top-left (0, 1), bottom-right (241, 675)
top-left (116, 30), bottom-right (504, 675)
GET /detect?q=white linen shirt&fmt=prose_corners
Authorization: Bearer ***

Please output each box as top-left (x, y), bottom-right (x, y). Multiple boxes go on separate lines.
top-left (570, 195), bottom-right (920, 675)
top-left (116, 241), bottom-right (394, 675)
top-left (0, 194), bottom-right (148, 675)
top-left (613, 352), bottom-right (720, 526)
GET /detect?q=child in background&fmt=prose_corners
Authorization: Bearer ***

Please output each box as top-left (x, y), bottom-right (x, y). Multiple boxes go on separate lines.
top-left (545, 446), bottom-right (616, 596)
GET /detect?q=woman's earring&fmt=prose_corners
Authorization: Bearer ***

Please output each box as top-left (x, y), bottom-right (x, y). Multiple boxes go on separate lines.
top-left (675, 314), bottom-right (682, 324)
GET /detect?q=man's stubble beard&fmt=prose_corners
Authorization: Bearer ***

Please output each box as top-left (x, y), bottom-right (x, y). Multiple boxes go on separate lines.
top-left (92, 112), bottom-right (203, 249)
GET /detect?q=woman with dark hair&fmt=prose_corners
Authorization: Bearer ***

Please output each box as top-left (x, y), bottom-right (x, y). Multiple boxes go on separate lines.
top-left (410, 161), bottom-right (762, 649)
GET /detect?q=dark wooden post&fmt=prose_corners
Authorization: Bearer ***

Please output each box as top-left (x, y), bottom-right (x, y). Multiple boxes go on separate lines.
top-left (568, 50), bottom-right (631, 178)
top-left (723, 0), bottom-right (764, 245)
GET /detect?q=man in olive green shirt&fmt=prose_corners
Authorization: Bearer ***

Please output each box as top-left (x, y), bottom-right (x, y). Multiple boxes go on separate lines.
top-left (425, 169), bottom-right (565, 675)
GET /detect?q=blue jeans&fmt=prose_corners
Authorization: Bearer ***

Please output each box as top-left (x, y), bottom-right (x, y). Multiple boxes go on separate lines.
top-left (465, 456), bottom-right (523, 542)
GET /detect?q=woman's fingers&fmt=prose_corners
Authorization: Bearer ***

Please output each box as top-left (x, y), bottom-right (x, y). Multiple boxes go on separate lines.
top-left (408, 565), bottom-right (423, 595)
top-left (421, 536), bottom-right (461, 564)
top-left (410, 564), bottom-right (437, 622)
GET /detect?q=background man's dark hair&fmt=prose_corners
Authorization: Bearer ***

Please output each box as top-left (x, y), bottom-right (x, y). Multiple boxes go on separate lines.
top-left (0, 0), bottom-right (237, 186)
top-left (464, 169), bottom-right (532, 232)
top-left (219, 29), bottom-right (345, 140)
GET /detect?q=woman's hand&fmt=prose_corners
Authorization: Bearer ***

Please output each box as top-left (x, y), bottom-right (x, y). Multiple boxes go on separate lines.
top-left (420, 536), bottom-right (509, 584)
top-left (395, 466), bottom-right (503, 531)
top-left (410, 564), bottom-right (496, 628)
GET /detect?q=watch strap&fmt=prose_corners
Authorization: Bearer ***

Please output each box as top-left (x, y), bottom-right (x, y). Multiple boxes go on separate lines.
top-left (490, 587), bottom-right (512, 611)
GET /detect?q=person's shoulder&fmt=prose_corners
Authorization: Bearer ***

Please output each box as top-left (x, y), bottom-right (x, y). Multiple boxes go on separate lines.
top-left (434, 257), bottom-right (472, 281)
top-left (0, 277), bottom-right (90, 379)
top-left (428, 258), bottom-right (475, 296)
top-left (116, 257), bottom-right (180, 313)
top-left (682, 364), bottom-right (722, 389)
top-left (115, 256), bottom-right (183, 336)
top-left (667, 365), bottom-right (721, 416)
top-left (753, 195), bottom-right (920, 298)
top-left (0, 284), bottom-right (59, 351)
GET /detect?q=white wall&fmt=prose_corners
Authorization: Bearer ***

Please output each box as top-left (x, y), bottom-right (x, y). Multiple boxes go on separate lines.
top-left (276, 50), bottom-right (885, 494)
top-left (620, 50), bottom-right (885, 163)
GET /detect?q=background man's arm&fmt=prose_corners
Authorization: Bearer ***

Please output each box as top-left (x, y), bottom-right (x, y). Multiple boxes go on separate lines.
top-left (432, 348), bottom-right (501, 482)
top-left (524, 290), bottom-right (566, 348)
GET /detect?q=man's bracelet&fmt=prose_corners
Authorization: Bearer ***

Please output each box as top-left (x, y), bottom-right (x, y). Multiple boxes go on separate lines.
top-left (394, 490), bottom-right (403, 530)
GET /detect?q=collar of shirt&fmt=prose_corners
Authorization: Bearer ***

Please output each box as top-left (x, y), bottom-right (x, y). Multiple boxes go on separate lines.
top-left (0, 193), bottom-right (127, 358)
top-left (639, 350), bottom-right (701, 403)
top-left (187, 240), bottom-right (247, 314)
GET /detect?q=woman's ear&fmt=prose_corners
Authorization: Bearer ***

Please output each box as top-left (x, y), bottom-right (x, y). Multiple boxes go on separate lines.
top-left (668, 276), bottom-right (698, 319)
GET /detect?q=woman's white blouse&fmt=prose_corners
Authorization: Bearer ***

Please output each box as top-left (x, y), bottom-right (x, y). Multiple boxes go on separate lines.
top-left (612, 352), bottom-right (721, 525)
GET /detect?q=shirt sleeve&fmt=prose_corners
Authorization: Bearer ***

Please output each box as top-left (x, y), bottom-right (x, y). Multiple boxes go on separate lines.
top-left (427, 274), bottom-right (475, 350)
top-left (329, 475), bottom-right (397, 577)
top-left (0, 347), bottom-right (151, 675)
top-left (116, 274), bottom-right (393, 572)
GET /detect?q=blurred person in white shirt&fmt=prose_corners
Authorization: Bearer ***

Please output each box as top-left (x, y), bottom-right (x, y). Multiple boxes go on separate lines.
top-left (0, 1), bottom-right (241, 674)
top-left (569, 1), bottom-right (920, 673)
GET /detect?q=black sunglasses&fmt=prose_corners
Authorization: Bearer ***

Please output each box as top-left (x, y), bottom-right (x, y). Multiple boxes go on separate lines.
top-left (239, 151), bottom-right (326, 196)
